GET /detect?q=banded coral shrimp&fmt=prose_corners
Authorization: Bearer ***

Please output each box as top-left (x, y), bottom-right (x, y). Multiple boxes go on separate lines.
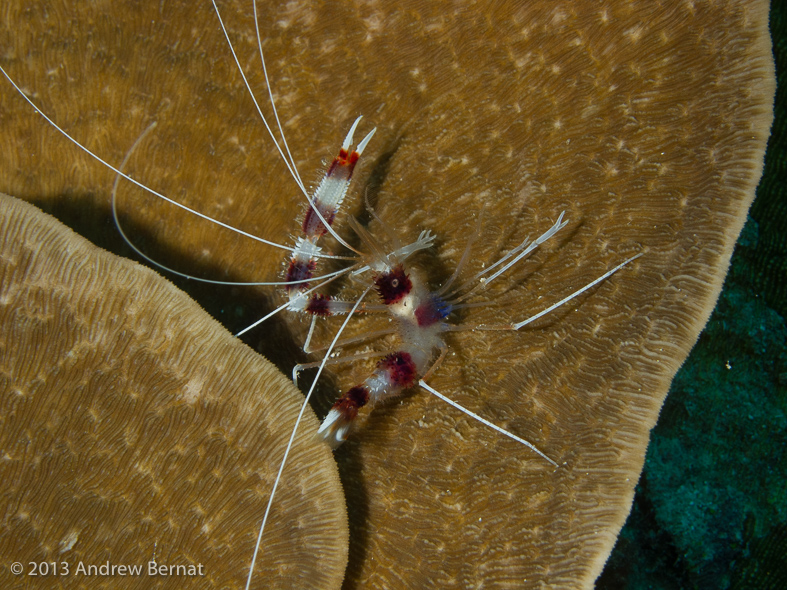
top-left (0, 1), bottom-right (662, 588)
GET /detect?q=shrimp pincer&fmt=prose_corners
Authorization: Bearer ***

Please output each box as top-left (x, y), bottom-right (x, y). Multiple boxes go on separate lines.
top-left (285, 117), bottom-right (376, 312)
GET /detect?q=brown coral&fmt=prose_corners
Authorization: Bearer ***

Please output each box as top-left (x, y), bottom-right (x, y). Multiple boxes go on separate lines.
top-left (0, 194), bottom-right (347, 589)
top-left (0, 0), bottom-right (775, 588)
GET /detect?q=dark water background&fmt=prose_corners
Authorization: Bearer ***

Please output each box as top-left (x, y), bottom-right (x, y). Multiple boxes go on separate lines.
top-left (599, 2), bottom-right (787, 588)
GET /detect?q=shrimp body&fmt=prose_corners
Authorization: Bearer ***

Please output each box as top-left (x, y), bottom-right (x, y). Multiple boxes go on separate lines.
top-left (314, 208), bottom-right (640, 457)
top-left (318, 263), bottom-right (453, 445)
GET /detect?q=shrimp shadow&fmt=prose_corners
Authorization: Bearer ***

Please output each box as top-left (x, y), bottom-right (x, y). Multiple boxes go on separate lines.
top-left (333, 386), bottom-right (426, 590)
top-left (356, 135), bottom-right (401, 229)
top-left (334, 435), bottom-right (370, 590)
top-left (27, 192), bottom-right (306, 376)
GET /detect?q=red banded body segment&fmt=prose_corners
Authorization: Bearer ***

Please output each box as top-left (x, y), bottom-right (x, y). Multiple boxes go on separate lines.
top-left (285, 255), bottom-right (317, 292)
top-left (374, 265), bottom-right (412, 305)
top-left (415, 294), bottom-right (453, 328)
top-left (377, 352), bottom-right (418, 389)
top-left (317, 350), bottom-right (420, 448)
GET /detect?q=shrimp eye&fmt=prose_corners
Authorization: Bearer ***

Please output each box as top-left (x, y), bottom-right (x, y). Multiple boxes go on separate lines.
top-left (374, 265), bottom-right (412, 305)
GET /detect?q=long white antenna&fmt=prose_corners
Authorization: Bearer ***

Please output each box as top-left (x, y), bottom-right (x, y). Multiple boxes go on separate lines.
top-left (210, 0), bottom-right (362, 255)
top-left (445, 253), bottom-right (644, 333)
top-left (110, 125), bottom-right (357, 286)
top-left (210, 0), bottom-right (304, 193)
top-left (253, 0), bottom-right (304, 189)
top-left (511, 253), bottom-right (644, 330)
top-left (419, 380), bottom-right (558, 467)
top-left (0, 65), bottom-right (309, 255)
top-left (244, 285), bottom-right (372, 590)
